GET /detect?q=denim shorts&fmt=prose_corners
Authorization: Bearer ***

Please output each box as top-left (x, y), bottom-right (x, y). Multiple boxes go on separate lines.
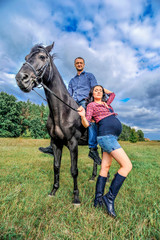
top-left (97, 135), bottom-right (121, 153)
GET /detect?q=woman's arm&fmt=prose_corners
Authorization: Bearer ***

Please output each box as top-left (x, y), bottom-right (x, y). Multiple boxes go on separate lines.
top-left (104, 88), bottom-right (115, 104)
top-left (106, 92), bottom-right (115, 105)
top-left (77, 106), bottom-right (90, 128)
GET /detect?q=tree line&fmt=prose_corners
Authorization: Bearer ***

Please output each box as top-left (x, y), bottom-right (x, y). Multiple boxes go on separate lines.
top-left (0, 92), bottom-right (144, 142)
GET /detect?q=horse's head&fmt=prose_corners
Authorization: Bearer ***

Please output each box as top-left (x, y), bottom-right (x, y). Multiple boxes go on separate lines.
top-left (16, 42), bottom-right (54, 92)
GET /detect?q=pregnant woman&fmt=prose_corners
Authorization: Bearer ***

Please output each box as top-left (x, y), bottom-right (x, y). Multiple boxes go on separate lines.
top-left (78, 85), bottom-right (132, 218)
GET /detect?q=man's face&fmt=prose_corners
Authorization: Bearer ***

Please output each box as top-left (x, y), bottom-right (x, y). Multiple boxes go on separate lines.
top-left (74, 58), bottom-right (85, 72)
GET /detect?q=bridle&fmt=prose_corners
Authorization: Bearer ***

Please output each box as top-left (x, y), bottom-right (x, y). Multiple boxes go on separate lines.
top-left (23, 47), bottom-right (79, 112)
top-left (23, 47), bottom-right (51, 86)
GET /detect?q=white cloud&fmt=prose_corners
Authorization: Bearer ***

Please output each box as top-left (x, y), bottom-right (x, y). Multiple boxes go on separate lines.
top-left (103, 0), bottom-right (145, 20)
top-left (77, 20), bottom-right (93, 31)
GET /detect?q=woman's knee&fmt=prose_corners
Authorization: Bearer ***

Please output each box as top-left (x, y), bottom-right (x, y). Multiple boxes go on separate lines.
top-left (128, 161), bottom-right (132, 173)
top-left (124, 161), bottom-right (132, 174)
top-left (101, 163), bottom-right (111, 172)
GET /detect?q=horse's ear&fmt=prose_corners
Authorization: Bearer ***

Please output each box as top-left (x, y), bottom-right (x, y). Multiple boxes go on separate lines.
top-left (45, 42), bottom-right (54, 53)
top-left (25, 55), bottom-right (29, 61)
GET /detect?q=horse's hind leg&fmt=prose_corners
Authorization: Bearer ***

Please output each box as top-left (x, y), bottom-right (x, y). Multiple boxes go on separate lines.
top-left (68, 138), bottom-right (80, 205)
top-left (89, 162), bottom-right (97, 181)
top-left (49, 140), bottom-right (63, 196)
top-left (89, 147), bottom-right (102, 181)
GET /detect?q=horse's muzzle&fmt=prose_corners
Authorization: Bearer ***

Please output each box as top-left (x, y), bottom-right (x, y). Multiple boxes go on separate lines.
top-left (16, 72), bottom-right (35, 92)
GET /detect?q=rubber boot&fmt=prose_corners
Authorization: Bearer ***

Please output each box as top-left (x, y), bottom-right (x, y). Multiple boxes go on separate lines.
top-left (88, 148), bottom-right (101, 165)
top-left (94, 175), bottom-right (107, 207)
top-left (102, 172), bottom-right (126, 218)
top-left (39, 145), bottom-right (54, 156)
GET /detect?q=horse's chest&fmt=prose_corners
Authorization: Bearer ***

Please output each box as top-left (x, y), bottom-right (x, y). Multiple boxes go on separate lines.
top-left (55, 125), bottom-right (65, 139)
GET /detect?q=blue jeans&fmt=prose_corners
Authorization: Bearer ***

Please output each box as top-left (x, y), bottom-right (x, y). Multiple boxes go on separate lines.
top-left (88, 122), bottom-right (98, 149)
top-left (77, 99), bottom-right (98, 149)
top-left (77, 99), bottom-right (86, 109)
top-left (97, 135), bottom-right (121, 153)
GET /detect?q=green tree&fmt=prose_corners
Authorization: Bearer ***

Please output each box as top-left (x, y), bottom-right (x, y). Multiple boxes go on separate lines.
top-left (129, 128), bottom-right (138, 143)
top-left (17, 100), bottom-right (49, 139)
top-left (119, 124), bottom-right (131, 141)
top-left (137, 130), bottom-right (145, 141)
top-left (30, 117), bottom-right (46, 139)
top-left (18, 101), bottom-right (31, 135)
top-left (0, 92), bottom-right (22, 137)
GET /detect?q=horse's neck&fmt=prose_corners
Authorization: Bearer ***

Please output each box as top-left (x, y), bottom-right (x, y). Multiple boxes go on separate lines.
top-left (43, 62), bottom-right (72, 114)
top-left (49, 63), bottom-right (68, 93)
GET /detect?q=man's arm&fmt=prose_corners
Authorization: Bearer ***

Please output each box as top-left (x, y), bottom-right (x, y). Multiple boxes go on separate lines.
top-left (89, 73), bottom-right (98, 88)
top-left (68, 80), bottom-right (73, 96)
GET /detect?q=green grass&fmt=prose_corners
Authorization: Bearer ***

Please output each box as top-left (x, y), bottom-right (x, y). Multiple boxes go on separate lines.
top-left (0, 138), bottom-right (159, 240)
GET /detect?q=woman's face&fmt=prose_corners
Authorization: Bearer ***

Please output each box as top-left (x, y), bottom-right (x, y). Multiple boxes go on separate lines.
top-left (93, 86), bottom-right (103, 101)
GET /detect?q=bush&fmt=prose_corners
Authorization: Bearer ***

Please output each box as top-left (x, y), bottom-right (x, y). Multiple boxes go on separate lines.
top-left (129, 128), bottom-right (138, 143)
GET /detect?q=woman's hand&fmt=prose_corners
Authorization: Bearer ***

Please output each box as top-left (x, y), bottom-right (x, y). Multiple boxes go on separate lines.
top-left (77, 106), bottom-right (89, 128)
top-left (104, 88), bottom-right (113, 94)
top-left (77, 106), bottom-right (85, 117)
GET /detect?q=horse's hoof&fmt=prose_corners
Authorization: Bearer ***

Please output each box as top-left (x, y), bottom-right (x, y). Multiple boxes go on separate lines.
top-left (89, 176), bottom-right (96, 182)
top-left (72, 199), bottom-right (81, 206)
top-left (48, 190), bottom-right (56, 197)
top-left (73, 204), bottom-right (81, 208)
top-left (73, 202), bottom-right (81, 207)
top-left (48, 193), bottom-right (55, 197)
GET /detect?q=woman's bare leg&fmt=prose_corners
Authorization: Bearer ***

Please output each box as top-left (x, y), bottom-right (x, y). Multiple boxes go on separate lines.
top-left (110, 148), bottom-right (132, 177)
top-left (99, 152), bottom-right (113, 177)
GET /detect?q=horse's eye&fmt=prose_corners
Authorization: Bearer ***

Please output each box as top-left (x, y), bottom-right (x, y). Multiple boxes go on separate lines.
top-left (39, 55), bottom-right (45, 60)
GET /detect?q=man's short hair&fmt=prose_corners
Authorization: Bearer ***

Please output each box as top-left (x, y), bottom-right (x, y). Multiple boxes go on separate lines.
top-left (74, 57), bottom-right (85, 64)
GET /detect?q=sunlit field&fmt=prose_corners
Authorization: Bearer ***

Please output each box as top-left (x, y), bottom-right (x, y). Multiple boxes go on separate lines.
top-left (0, 138), bottom-right (159, 240)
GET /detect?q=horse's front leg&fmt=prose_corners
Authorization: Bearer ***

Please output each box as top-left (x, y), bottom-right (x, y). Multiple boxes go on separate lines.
top-left (49, 140), bottom-right (63, 196)
top-left (68, 138), bottom-right (81, 205)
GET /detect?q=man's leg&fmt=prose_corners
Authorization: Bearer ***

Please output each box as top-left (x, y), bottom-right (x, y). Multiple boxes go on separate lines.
top-left (88, 122), bottom-right (98, 149)
top-left (77, 100), bottom-right (101, 165)
top-left (39, 139), bottom-right (54, 156)
top-left (77, 99), bottom-right (86, 109)
top-left (39, 115), bottom-right (54, 156)
top-left (88, 122), bottom-right (101, 165)
top-left (39, 143), bottom-right (54, 156)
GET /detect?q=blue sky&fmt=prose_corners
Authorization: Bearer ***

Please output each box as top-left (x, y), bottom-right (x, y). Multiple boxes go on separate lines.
top-left (0, 0), bottom-right (160, 140)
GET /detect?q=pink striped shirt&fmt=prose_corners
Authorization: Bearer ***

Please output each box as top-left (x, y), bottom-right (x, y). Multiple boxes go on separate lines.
top-left (85, 92), bottom-right (117, 123)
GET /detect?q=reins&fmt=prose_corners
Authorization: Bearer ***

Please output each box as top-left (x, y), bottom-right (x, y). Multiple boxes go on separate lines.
top-left (32, 88), bottom-right (47, 102)
top-left (41, 83), bottom-right (79, 112)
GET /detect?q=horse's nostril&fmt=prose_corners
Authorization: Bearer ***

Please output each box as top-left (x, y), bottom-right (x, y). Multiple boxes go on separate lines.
top-left (23, 73), bottom-right (29, 80)
top-left (16, 72), bottom-right (29, 82)
top-left (20, 73), bottom-right (29, 82)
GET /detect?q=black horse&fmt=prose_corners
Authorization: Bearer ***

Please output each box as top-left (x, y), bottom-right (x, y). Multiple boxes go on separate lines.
top-left (16, 42), bottom-right (99, 204)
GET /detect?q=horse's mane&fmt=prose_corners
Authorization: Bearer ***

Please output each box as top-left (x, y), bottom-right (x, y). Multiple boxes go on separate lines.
top-left (30, 43), bottom-right (44, 53)
top-left (30, 44), bottom-right (57, 60)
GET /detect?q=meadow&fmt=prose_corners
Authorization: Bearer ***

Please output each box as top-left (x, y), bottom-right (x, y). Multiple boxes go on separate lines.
top-left (0, 138), bottom-right (159, 240)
